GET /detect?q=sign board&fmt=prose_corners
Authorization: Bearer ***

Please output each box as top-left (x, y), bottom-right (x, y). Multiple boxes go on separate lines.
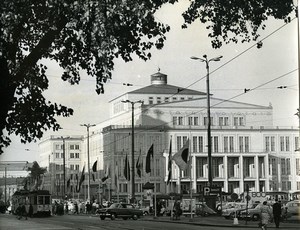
top-left (203, 186), bottom-right (221, 196)
top-left (231, 193), bottom-right (239, 201)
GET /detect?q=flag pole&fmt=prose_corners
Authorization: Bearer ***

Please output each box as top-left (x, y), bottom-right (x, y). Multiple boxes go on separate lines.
top-left (117, 153), bottom-right (119, 203)
top-left (189, 138), bottom-right (193, 220)
top-left (153, 148), bottom-right (157, 218)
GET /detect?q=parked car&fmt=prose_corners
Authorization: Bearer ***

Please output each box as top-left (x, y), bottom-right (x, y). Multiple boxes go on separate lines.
top-left (285, 200), bottom-right (300, 216)
top-left (195, 203), bottom-right (216, 216)
top-left (221, 203), bottom-right (249, 219)
top-left (240, 202), bottom-right (272, 221)
top-left (98, 203), bottom-right (143, 220)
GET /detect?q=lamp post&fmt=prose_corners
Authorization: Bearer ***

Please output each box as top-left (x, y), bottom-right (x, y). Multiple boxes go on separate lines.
top-left (121, 99), bottom-right (143, 203)
top-left (81, 124), bottom-right (96, 202)
top-left (191, 55), bottom-right (223, 187)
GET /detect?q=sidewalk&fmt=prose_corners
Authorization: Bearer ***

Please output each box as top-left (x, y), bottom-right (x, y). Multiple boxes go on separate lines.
top-left (142, 214), bottom-right (300, 228)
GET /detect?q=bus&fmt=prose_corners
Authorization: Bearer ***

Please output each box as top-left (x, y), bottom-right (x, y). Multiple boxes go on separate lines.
top-left (11, 190), bottom-right (52, 216)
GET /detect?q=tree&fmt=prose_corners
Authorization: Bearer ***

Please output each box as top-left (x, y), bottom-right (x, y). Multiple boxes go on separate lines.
top-left (27, 161), bottom-right (47, 190)
top-left (181, 0), bottom-right (295, 48)
top-left (0, 0), bottom-right (171, 153)
top-left (0, 0), bottom-right (296, 154)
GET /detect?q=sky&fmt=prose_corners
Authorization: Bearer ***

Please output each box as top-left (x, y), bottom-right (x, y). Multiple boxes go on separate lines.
top-left (0, 1), bottom-right (299, 176)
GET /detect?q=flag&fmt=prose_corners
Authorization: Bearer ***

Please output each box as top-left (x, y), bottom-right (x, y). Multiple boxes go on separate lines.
top-left (173, 139), bottom-right (190, 170)
top-left (145, 144), bottom-right (153, 173)
top-left (115, 161), bottom-right (118, 190)
top-left (167, 139), bottom-right (172, 185)
top-left (101, 164), bottom-right (109, 182)
top-left (136, 149), bottom-right (142, 177)
top-left (67, 178), bottom-right (71, 188)
top-left (92, 160), bottom-right (97, 172)
top-left (76, 166), bottom-right (85, 192)
top-left (124, 154), bottom-right (130, 181)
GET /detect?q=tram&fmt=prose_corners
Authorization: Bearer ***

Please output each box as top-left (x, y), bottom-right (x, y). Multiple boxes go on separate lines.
top-left (11, 190), bottom-right (52, 216)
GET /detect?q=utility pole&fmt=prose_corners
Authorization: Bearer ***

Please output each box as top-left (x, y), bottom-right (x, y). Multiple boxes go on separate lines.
top-left (81, 124), bottom-right (96, 202)
top-left (121, 99), bottom-right (143, 203)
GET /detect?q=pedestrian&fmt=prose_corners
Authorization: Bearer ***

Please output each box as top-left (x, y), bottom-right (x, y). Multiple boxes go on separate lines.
top-left (272, 199), bottom-right (282, 228)
top-left (259, 201), bottom-right (272, 230)
top-left (74, 202), bottom-right (79, 214)
top-left (18, 203), bottom-right (27, 220)
top-left (28, 203), bottom-right (33, 218)
top-left (65, 202), bottom-right (69, 215)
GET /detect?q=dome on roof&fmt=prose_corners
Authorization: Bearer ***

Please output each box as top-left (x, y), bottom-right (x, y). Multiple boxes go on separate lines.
top-left (151, 72), bottom-right (167, 85)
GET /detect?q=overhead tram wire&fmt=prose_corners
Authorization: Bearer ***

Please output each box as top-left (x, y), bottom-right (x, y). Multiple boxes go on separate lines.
top-left (101, 67), bottom-right (298, 151)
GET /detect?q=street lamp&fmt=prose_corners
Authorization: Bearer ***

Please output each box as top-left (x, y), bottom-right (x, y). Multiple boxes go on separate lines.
top-left (121, 99), bottom-right (143, 203)
top-left (191, 54), bottom-right (223, 187)
top-left (81, 123), bottom-right (96, 202)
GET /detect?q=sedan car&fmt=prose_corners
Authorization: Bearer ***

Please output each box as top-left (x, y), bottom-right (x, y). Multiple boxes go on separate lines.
top-left (98, 203), bottom-right (143, 220)
top-left (285, 200), bottom-right (300, 216)
top-left (221, 203), bottom-right (248, 219)
top-left (240, 203), bottom-right (272, 221)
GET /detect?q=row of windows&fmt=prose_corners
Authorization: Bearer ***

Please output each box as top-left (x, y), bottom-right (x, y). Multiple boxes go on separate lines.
top-left (55, 144), bottom-right (80, 150)
top-left (148, 96), bottom-right (193, 104)
top-left (55, 164), bottom-right (80, 172)
top-left (173, 116), bottom-right (244, 126)
top-left (175, 135), bottom-right (298, 153)
top-left (176, 135), bottom-right (249, 153)
top-left (55, 152), bottom-right (80, 158)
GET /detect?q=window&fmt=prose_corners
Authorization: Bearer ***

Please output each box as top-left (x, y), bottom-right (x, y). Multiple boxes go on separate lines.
top-left (295, 137), bottom-right (299, 151)
top-left (70, 145), bottom-right (74, 150)
top-left (157, 97), bottom-right (161, 104)
top-left (178, 117), bottom-right (184, 125)
top-left (164, 97), bottom-right (169, 103)
top-left (219, 117), bottom-right (229, 126)
top-left (281, 159), bottom-right (286, 175)
top-left (75, 153), bottom-right (79, 158)
top-left (204, 117), bottom-right (213, 126)
top-left (180, 97), bottom-right (185, 101)
top-left (239, 136), bottom-right (249, 153)
top-left (223, 136), bottom-right (234, 153)
top-left (149, 97), bottom-right (153, 105)
top-left (75, 145), bottom-right (79, 150)
top-left (172, 97), bottom-right (177, 101)
top-left (56, 165), bottom-right (60, 170)
top-left (296, 159), bottom-right (300, 176)
top-left (173, 116), bottom-right (184, 125)
top-left (70, 164), bottom-right (74, 170)
top-left (176, 136), bottom-right (188, 152)
top-left (196, 157), bottom-right (206, 178)
top-left (61, 153), bottom-right (64, 158)
top-left (188, 116), bottom-right (199, 126)
top-left (70, 153), bottom-right (75, 158)
top-left (212, 136), bottom-right (219, 152)
top-left (287, 158), bottom-right (291, 175)
top-left (234, 116), bottom-right (244, 126)
top-left (75, 165), bottom-right (80, 171)
top-left (280, 136), bottom-right (290, 152)
top-left (56, 153), bottom-right (60, 158)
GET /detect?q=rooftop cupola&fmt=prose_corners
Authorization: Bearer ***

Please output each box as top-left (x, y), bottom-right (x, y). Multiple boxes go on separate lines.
top-left (151, 71), bottom-right (167, 85)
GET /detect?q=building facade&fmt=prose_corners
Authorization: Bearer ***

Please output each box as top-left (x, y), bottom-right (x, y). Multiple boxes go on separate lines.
top-left (39, 71), bottom-right (300, 202)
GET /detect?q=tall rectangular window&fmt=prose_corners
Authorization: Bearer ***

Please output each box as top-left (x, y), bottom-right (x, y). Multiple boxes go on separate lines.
top-left (192, 136), bottom-right (197, 152)
top-left (285, 137), bottom-right (290, 151)
top-left (75, 145), bottom-right (79, 150)
top-left (286, 158), bottom-right (291, 175)
top-left (70, 145), bottom-right (74, 150)
top-left (239, 136), bottom-right (249, 153)
top-left (212, 136), bottom-right (219, 153)
top-left (296, 159), bottom-right (300, 176)
top-left (198, 136), bottom-right (204, 152)
top-left (234, 116), bottom-right (244, 126)
top-left (178, 117), bottom-right (184, 125)
top-left (280, 136), bottom-right (285, 151)
top-left (157, 97), bottom-right (161, 104)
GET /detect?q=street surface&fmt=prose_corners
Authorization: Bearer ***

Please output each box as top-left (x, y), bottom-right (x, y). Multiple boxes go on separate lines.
top-left (0, 213), bottom-right (299, 230)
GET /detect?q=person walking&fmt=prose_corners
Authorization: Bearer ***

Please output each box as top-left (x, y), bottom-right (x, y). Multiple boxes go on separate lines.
top-left (272, 199), bottom-right (282, 228)
top-left (18, 203), bottom-right (27, 220)
top-left (74, 202), bottom-right (79, 214)
top-left (28, 203), bottom-right (33, 218)
top-left (259, 201), bottom-right (272, 230)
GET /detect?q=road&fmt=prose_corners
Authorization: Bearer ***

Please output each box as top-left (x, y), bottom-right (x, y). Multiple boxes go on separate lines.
top-left (1, 213), bottom-right (300, 230)
top-left (0, 214), bottom-right (250, 230)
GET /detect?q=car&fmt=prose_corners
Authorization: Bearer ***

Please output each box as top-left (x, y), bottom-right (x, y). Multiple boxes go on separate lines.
top-left (240, 203), bottom-right (272, 221)
top-left (221, 203), bottom-right (251, 219)
top-left (285, 200), bottom-right (300, 216)
top-left (98, 203), bottom-right (143, 220)
top-left (195, 203), bottom-right (216, 216)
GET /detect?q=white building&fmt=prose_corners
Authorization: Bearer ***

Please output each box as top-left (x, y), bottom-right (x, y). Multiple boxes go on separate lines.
top-left (39, 71), bottom-right (300, 201)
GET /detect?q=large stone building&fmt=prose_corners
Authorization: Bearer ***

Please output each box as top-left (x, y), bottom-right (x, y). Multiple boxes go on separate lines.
top-left (39, 71), bottom-right (300, 201)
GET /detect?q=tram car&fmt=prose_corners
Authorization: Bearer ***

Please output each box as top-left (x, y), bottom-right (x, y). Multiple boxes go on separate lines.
top-left (11, 190), bottom-right (52, 216)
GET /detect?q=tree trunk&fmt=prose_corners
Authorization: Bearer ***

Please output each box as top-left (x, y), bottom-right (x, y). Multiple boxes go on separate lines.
top-left (0, 57), bottom-right (17, 148)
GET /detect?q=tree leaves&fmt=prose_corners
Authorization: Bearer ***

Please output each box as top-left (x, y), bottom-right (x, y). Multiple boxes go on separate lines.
top-left (181, 0), bottom-right (295, 48)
